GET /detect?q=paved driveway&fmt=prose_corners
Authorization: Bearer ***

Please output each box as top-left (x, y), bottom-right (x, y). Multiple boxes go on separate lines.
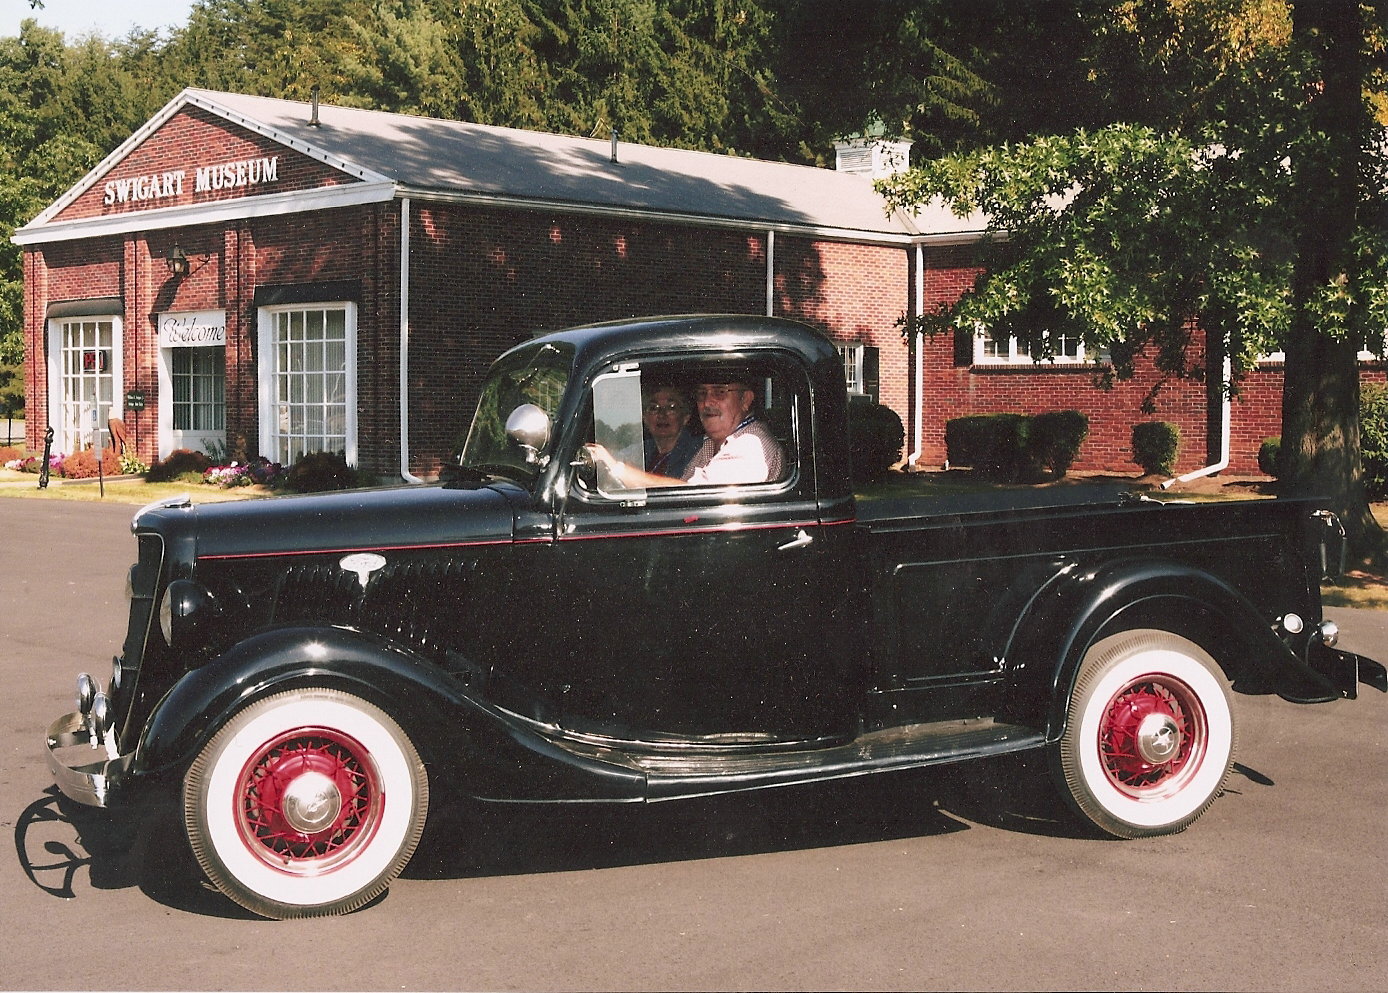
top-left (2, 496), bottom-right (1385, 992)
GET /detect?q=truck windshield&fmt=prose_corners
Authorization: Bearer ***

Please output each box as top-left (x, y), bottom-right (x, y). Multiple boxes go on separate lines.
top-left (459, 342), bottom-right (573, 480)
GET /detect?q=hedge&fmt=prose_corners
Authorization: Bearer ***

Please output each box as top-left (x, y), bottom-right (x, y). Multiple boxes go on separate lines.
top-left (945, 410), bottom-right (1088, 481)
top-left (1131, 422), bottom-right (1180, 476)
top-left (1028, 410), bottom-right (1089, 479)
top-left (848, 400), bottom-right (905, 483)
top-left (945, 413), bottom-right (1030, 480)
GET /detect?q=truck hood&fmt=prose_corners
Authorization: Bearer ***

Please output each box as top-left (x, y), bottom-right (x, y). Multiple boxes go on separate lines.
top-left (135, 481), bottom-right (522, 561)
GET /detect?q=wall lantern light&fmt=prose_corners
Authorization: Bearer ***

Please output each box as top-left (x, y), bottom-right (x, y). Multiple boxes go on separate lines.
top-left (166, 245), bottom-right (190, 278)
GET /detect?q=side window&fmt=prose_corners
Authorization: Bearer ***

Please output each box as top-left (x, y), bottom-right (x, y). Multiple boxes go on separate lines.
top-left (579, 358), bottom-right (802, 501)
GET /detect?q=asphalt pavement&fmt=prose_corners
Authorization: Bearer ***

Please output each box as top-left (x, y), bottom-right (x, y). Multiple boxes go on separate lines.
top-left (1, 495), bottom-right (1385, 992)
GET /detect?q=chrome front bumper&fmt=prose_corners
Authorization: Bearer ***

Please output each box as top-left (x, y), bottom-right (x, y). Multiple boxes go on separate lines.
top-left (45, 710), bottom-right (132, 808)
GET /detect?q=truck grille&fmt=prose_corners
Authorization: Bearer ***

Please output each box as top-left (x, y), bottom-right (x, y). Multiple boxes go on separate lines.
top-left (111, 531), bottom-right (164, 745)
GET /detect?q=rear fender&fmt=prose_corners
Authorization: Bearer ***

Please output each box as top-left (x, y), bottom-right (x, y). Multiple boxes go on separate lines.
top-left (1000, 559), bottom-right (1340, 737)
top-left (131, 626), bottom-right (645, 803)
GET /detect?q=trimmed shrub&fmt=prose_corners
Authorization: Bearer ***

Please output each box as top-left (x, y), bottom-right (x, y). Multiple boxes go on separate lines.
top-left (1258, 437), bottom-right (1282, 478)
top-left (147, 448), bottom-right (212, 482)
top-left (1362, 383), bottom-right (1388, 500)
top-left (283, 451), bottom-right (358, 492)
top-left (59, 448), bottom-right (122, 479)
top-left (946, 413), bottom-right (1029, 480)
top-left (0, 445), bottom-right (24, 462)
top-left (848, 400), bottom-right (905, 483)
top-left (1132, 421), bottom-right (1180, 476)
top-left (1026, 410), bottom-right (1089, 479)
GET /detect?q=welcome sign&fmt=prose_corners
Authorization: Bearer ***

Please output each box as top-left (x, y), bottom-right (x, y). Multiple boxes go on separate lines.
top-left (159, 310), bottom-right (227, 348)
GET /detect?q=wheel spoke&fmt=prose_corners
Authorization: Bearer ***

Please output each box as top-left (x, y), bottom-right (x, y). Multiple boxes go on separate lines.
top-left (1098, 676), bottom-right (1202, 795)
top-left (238, 731), bottom-right (380, 867)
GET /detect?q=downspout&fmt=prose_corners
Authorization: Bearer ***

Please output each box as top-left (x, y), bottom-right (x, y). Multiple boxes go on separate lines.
top-left (765, 229), bottom-right (775, 316)
top-left (1161, 349), bottom-right (1232, 489)
top-left (907, 243), bottom-right (925, 467)
top-left (399, 197), bottom-right (423, 483)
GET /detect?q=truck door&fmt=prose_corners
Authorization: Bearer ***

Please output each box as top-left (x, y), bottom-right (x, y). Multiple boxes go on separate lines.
top-left (516, 356), bottom-right (860, 744)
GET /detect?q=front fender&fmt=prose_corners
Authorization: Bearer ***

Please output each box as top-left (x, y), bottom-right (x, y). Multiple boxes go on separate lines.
top-left (129, 625), bottom-right (646, 804)
top-left (133, 626), bottom-right (461, 785)
top-left (1000, 558), bottom-right (1341, 737)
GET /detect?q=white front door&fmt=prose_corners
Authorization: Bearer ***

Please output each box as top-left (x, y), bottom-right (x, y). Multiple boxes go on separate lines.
top-left (48, 315), bottom-right (122, 454)
top-left (157, 310), bottom-right (227, 459)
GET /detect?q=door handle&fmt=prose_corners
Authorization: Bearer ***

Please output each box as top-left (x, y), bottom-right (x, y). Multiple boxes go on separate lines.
top-left (777, 527), bottom-right (814, 552)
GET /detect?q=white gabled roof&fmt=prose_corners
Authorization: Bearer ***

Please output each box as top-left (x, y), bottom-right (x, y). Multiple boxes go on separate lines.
top-left (16, 87), bottom-right (987, 246)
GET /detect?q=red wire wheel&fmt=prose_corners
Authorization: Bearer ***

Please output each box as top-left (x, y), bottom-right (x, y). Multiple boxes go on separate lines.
top-left (1095, 674), bottom-right (1207, 799)
top-left (1055, 630), bottom-right (1235, 839)
top-left (235, 728), bottom-right (383, 871)
top-left (184, 688), bottom-right (428, 918)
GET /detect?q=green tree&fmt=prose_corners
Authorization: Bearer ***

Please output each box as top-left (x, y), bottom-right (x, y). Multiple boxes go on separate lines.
top-left (879, 0), bottom-right (1387, 564)
top-left (0, 363), bottom-right (23, 439)
top-left (0, 19), bottom-right (181, 364)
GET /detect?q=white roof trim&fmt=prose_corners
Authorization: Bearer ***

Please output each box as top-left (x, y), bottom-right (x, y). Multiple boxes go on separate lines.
top-left (185, 89), bottom-right (393, 184)
top-left (18, 87), bottom-right (391, 234)
top-left (14, 182), bottom-right (397, 245)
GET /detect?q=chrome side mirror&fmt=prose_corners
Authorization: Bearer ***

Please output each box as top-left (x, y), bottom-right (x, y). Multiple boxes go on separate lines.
top-left (505, 403), bottom-right (551, 465)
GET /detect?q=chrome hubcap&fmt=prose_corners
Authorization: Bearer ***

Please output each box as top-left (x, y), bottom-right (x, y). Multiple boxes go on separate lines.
top-left (279, 771), bottom-right (343, 833)
top-left (1135, 712), bottom-right (1182, 764)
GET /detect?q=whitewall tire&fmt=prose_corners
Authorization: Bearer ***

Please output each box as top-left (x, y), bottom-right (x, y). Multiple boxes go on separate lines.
top-left (1055, 629), bottom-right (1235, 839)
top-left (183, 687), bottom-right (429, 919)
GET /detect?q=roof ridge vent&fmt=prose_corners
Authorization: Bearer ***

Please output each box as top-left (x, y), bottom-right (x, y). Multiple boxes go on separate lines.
top-left (834, 128), bottom-right (912, 178)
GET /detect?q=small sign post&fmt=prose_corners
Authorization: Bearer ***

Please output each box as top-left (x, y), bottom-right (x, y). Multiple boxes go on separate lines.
top-left (125, 390), bottom-right (145, 451)
top-left (92, 407), bottom-right (104, 498)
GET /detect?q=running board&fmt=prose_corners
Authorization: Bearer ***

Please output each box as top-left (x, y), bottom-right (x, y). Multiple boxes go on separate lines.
top-left (631, 719), bottom-right (1046, 801)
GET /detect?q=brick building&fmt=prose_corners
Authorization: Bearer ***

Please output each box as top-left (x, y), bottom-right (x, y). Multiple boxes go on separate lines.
top-left (15, 88), bottom-right (1383, 479)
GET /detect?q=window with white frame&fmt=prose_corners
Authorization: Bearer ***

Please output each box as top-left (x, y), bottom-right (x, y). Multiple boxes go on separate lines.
top-left (973, 328), bottom-right (1087, 365)
top-left (48, 315), bottom-right (121, 453)
top-left (258, 302), bottom-right (356, 465)
top-left (171, 346), bottom-right (226, 432)
top-left (836, 343), bottom-right (879, 399)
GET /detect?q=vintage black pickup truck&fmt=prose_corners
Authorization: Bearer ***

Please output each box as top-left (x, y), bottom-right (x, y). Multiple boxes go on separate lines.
top-left (46, 314), bottom-right (1385, 919)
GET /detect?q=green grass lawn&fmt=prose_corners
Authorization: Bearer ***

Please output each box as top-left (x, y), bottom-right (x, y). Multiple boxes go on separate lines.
top-left (0, 470), bottom-right (266, 504)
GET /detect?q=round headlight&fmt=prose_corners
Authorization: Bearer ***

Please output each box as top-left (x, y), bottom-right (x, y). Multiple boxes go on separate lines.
top-left (159, 579), bottom-right (214, 647)
top-left (90, 692), bottom-right (112, 745)
top-left (76, 673), bottom-right (97, 716)
top-left (158, 590), bottom-right (173, 645)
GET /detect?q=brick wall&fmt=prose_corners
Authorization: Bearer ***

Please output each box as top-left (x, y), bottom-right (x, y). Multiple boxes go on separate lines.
top-left (405, 206), bottom-right (772, 469)
top-left (903, 244), bottom-right (1388, 475)
top-left (55, 107), bottom-right (354, 223)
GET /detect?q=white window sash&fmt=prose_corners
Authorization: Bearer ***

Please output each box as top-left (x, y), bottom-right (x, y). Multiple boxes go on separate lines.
top-left (837, 344), bottom-right (865, 394)
top-left (257, 302), bottom-right (357, 465)
top-left (972, 331), bottom-right (1092, 366)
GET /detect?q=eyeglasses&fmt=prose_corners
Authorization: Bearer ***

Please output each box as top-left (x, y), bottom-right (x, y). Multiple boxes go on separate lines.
top-left (693, 386), bottom-right (749, 401)
top-left (643, 402), bottom-right (685, 414)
